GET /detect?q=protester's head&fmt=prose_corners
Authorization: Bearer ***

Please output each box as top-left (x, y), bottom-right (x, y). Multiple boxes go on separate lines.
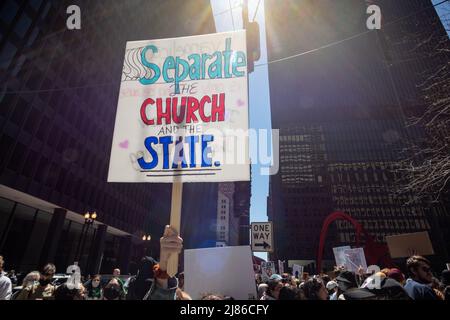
top-left (136, 256), bottom-right (157, 279)
top-left (278, 285), bottom-right (301, 300)
top-left (326, 280), bottom-right (338, 294)
top-left (441, 270), bottom-right (450, 287)
top-left (387, 268), bottom-right (405, 285)
top-left (269, 274), bottom-right (282, 281)
top-left (91, 275), bottom-right (101, 288)
top-left (303, 277), bottom-right (328, 300)
top-left (39, 263), bottom-right (56, 285)
top-left (103, 278), bottom-right (121, 300)
top-left (406, 255), bottom-right (433, 284)
top-left (22, 271), bottom-right (40, 288)
top-left (255, 273), bottom-right (262, 284)
top-left (267, 278), bottom-right (283, 300)
top-left (113, 268), bottom-right (121, 277)
top-left (281, 273), bottom-right (290, 284)
top-left (54, 283), bottom-right (85, 300)
top-left (336, 271), bottom-right (357, 292)
top-left (257, 283), bottom-right (268, 299)
top-left (290, 276), bottom-right (299, 287)
top-left (0, 255), bottom-right (4, 271)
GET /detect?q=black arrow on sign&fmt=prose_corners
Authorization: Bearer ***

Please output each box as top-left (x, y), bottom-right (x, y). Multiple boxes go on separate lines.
top-left (255, 241), bottom-right (271, 250)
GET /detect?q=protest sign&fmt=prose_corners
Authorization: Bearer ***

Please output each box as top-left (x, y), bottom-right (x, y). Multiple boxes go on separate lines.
top-left (292, 264), bottom-right (304, 279)
top-left (333, 245), bottom-right (351, 268)
top-left (343, 247), bottom-right (367, 272)
top-left (184, 246), bottom-right (257, 300)
top-left (385, 231), bottom-right (434, 258)
top-left (108, 30), bottom-right (250, 183)
top-left (261, 261), bottom-right (276, 282)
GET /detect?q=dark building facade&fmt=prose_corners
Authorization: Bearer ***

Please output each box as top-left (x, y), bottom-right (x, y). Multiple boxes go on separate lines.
top-left (266, 0), bottom-right (450, 269)
top-left (0, 0), bottom-right (219, 274)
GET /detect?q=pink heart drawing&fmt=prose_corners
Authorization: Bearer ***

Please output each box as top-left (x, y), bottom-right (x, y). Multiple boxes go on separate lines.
top-left (119, 140), bottom-right (129, 149)
top-left (237, 99), bottom-right (245, 107)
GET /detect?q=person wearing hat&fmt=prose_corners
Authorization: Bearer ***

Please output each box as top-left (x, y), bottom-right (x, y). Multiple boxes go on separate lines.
top-left (326, 280), bottom-right (338, 300)
top-left (404, 255), bottom-right (437, 300)
top-left (335, 271), bottom-right (358, 300)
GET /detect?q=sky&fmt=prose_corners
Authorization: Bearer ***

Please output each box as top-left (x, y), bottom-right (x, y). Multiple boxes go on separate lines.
top-left (211, 0), bottom-right (272, 260)
top-left (210, 0), bottom-right (449, 261)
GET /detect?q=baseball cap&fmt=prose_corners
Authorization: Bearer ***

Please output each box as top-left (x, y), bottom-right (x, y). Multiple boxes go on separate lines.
top-left (269, 274), bottom-right (282, 281)
top-left (326, 280), bottom-right (338, 291)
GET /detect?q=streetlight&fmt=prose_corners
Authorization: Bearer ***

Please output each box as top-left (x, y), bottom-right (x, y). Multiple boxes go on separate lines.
top-left (84, 211), bottom-right (97, 224)
top-left (142, 234), bottom-right (151, 256)
top-left (75, 211), bottom-right (97, 265)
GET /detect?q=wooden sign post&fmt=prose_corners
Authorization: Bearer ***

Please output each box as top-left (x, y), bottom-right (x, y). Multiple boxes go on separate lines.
top-left (167, 181), bottom-right (183, 277)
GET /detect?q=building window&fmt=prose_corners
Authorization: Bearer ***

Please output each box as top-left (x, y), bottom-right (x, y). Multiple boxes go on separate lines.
top-left (1, 203), bottom-right (37, 270)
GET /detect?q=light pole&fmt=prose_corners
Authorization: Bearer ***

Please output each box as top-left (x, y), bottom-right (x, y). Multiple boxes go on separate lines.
top-left (76, 211), bottom-right (97, 267)
top-left (142, 234), bottom-right (151, 257)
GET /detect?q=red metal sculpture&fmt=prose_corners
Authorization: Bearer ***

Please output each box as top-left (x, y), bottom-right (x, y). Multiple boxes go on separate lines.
top-left (316, 211), bottom-right (393, 273)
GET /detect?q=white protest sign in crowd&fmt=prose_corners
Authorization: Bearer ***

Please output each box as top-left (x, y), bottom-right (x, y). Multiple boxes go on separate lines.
top-left (292, 264), bottom-right (304, 279)
top-left (343, 247), bottom-right (368, 273)
top-left (333, 245), bottom-right (351, 268)
top-left (261, 261), bottom-right (276, 282)
top-left (108, 31), bottom-right (250, 183)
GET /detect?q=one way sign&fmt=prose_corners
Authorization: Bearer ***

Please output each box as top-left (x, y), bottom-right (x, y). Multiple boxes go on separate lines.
top-left (251, 222), bottom-right (274, 253)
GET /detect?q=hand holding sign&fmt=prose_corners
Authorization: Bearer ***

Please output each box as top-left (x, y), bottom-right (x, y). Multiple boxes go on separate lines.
top-left (159, 225), bottom-right (183, 272)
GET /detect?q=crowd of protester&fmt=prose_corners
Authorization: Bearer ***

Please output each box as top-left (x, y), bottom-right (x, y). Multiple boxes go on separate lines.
top-left (255, 255), bottom-right (450, 300)
top-left (1, 228), bottom-right (449, 300)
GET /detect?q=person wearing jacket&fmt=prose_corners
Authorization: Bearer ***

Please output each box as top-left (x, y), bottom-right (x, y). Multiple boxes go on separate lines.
top-left (0, 255), bottom-right (12, 300)
top-left (85, 275), bottom-right (103, 300)
top-left (404, 255), bottom-right (437, 300)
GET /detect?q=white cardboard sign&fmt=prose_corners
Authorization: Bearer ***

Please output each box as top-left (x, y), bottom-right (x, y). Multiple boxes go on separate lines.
top-left (108, 31), bottom-right (249, 183)
top-left (261, 261), bottom-right (276, 282)
top-left (333, 245), bottom-right (351, 268)
top-left (184, 246), bottom-right (257, 300)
